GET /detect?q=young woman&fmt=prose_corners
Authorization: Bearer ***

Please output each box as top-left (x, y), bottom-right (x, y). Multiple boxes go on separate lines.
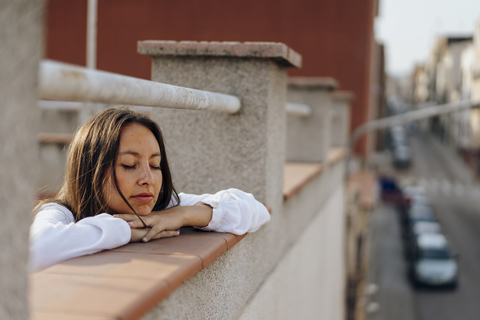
top-left (30, 107), bottom-right (270, 272)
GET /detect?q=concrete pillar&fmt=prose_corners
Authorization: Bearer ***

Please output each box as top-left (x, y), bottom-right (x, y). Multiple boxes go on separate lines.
top-left (138, 41), bottom-right (301, 209)
top-left (331, 91), bottom-right (355, 147)
top-left (0, 0), bottom-right (44, 318)
top-left (286, 77), bottom-right (338, 162)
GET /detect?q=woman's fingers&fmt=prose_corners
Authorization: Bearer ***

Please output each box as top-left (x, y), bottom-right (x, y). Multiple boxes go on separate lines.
top-left (114, 214), bottom-right (153, 228)
top-left (144, 230), bottom-right (180, 242)
top-left (127, 219), bottom-right (150, 229)
top-left (142, 224), bottom-right (169, 242)
top-left (113, 213), bottom-right (139, 222)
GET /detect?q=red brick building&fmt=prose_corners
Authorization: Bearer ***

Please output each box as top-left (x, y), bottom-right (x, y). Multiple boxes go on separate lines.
top-left (45, 0), bottom-right (380, 154)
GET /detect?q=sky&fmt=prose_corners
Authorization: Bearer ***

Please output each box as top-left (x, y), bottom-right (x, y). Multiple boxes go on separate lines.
top-left (375, 0), bottom-right (480, 77)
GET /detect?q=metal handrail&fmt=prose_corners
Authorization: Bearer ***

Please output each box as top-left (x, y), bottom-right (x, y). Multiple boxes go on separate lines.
top-left (38, 60), bottom-right (241, 114)
top-left (286, 102), bottom-right (312, 117)
top-left (347, 100), bottom-right (480, 177)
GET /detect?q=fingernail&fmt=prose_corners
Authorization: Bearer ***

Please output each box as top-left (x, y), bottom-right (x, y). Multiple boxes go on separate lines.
top-left (176, 231), bottom-right (180, 235)
top-left (128, 222), bottom-right (134, 226)
top-left (142, 237), bottom-right (148, 242)
top-left (113, 215), bottom-right (119, 218)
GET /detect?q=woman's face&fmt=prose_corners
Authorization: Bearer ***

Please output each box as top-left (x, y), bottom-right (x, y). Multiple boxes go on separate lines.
top-left (103, 123), bottom-right (163, 216)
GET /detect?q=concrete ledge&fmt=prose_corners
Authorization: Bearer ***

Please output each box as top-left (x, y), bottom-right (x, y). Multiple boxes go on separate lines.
top-left (288, 77), bottom-right (338, 90)
top-left (283, 163), bottom-right (324, 201)
top-left (138, 41), bottom-right (302, 68)
top-left (30, 228), bottom-right (246, 320)
top-left (327, 148), bottom-right (348, 166)
top-left (283, 148), bottom-right (347, 200)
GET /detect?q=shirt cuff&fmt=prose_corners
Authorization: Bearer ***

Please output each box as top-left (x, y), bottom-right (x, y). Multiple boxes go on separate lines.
top-left (194, 198), bottom-right (224, 232)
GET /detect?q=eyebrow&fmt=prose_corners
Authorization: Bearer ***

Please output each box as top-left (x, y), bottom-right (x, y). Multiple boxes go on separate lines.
top-left (118, 151), bottom-right (161, 158)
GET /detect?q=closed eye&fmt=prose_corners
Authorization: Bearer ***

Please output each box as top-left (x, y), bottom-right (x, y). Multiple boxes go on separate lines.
top-left (122, 164), bottom-right (136, 170)
top-left (150, 165), bottom-right (161, 170)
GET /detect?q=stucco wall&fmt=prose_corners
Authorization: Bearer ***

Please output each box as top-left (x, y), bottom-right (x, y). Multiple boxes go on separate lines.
top-left (238, 184), bottom-right (345, 320)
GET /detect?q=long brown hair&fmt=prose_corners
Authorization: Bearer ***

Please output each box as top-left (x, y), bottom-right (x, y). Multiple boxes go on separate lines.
top-left (34, 107), bottom-right (179, 221)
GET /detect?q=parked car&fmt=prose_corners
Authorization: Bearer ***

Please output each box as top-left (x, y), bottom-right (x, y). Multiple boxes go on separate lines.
top-left (404, 221), bottom-right (443, 257)
top-left (409, 233), bottom-right (459, 289)
top-left (392, 145), bottom-right (412, 169)
top-left (398, 186), bottom-right (429, 221)
top-left (402, 204), bottom-right (437, 233)
top-left (389, 126), bottom-right (408, 150)
top-left (412, 221), bottom-right (442, 236)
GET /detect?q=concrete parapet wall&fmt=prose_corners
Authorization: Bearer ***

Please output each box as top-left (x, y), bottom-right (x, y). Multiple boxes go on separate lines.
top-left (142, 159), bottom-right (346, 320)
top-left (286, 77), bottom-right (338, 162)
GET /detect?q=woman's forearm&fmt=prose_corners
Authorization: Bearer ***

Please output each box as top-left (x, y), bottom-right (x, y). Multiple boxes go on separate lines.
top-left (181, 204), bottom-right (213, 228)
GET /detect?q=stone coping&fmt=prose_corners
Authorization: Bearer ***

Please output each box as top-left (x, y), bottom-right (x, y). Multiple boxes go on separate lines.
top-left (283, 163), bottom-right (324, 201)
top-left (30, 227), bottom-right (246, 320)
top-left (332, 90), bottom-right (355, 102)
top-left (327, 147), bottom-right (348, 166)
top-left (287, 77), bottom-right (339, 90)
top-left (29, 148), bottom-right (346, 320)
top-left (138, 41), bottom-right (302, 68)
top-left (283, 147), bottom-right (347, 201)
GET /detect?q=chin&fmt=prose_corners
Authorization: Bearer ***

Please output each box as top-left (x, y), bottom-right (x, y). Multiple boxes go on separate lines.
top-left (135, 206), bottom-right (154, 216)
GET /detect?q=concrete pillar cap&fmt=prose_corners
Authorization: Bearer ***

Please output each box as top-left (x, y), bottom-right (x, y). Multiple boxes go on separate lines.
top-left (138, 40), bottom-right (302, 68)
top-left (287, 77), bottom-right (339, 90)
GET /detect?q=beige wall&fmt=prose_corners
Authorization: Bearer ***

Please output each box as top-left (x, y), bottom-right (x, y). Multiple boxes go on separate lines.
top-left (238, 185), bottom-right (345, 320)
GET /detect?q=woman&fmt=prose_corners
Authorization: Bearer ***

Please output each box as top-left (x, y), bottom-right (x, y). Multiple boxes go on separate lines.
top-left (30, 107), bottom-right (270, 272)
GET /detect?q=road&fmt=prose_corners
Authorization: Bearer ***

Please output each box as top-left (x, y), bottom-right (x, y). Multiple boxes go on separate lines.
top-left (368, 131), bottom-right (480, 320)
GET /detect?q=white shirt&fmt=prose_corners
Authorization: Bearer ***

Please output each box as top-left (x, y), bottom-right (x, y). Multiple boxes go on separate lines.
top-left (29, 188), bottom-right (270, 272)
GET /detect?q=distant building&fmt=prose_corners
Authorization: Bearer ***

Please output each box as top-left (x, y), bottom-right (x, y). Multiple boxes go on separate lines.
top-left (411, 64), bottom-right (429, 105)
top-left (421, 20), bottom-right (480, 178)
top-left (472, 19), bottom-right (480, 102)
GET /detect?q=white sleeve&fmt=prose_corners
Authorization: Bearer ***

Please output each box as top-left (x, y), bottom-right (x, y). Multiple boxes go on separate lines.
top-left (178, 188), bottom-right (270, 235)
top-left (29, 203), bottom-right (131, 272)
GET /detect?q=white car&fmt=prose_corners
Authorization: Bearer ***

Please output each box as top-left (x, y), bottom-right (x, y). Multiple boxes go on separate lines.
top-left (410, 233), bottom-right (458, 289)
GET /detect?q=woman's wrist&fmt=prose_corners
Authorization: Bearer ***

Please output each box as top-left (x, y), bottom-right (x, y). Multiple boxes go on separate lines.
top-left (182, 203), bottom-right (213, 227)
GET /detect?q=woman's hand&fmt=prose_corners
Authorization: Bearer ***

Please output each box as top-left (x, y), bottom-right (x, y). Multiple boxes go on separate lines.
top-left (114, 204), bottom-right (213, 243)
top-left (130, 228), bottom-right (180, 242)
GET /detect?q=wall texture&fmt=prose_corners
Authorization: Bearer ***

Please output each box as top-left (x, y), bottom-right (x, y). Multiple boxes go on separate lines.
top-left (0, 0), bottom-right (44, 318)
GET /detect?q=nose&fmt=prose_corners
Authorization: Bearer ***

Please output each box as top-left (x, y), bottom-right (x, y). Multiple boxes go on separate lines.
top-left (138, 162), bottom-right (154, 186)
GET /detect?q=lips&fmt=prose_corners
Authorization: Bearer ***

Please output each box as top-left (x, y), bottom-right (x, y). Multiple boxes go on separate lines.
top-left (131, 192), bottom-right (154, 203)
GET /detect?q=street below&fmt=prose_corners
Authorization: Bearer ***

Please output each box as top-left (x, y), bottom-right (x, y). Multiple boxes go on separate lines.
top-left (368, 130), bottom-right (480, 320)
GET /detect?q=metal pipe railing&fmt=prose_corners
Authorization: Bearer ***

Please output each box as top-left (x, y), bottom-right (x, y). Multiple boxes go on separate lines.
top-left (39, 60), bottom-right (241, 114)
top-left (286, 102), bottom-right (312, 117)
top-left (346, 100), bottom-right (480, 178)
